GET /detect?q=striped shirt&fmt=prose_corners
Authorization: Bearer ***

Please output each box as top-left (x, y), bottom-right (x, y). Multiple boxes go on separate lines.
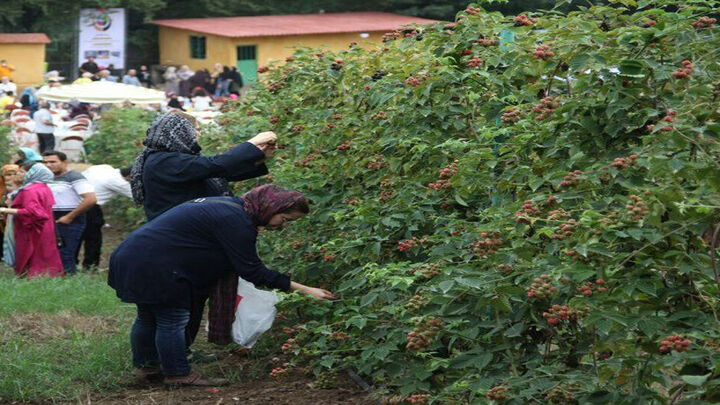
top-left (47, 170), bottom-right (94, 211)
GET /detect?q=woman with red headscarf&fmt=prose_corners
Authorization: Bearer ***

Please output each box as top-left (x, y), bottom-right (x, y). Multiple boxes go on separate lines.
top-left (108, 185), bottom-right (335, 387)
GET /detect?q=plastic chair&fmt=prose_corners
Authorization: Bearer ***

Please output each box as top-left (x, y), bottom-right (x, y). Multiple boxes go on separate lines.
top-left (58, 135), bottom-right (86, 162)
top-left (10, 109), bottom-right (29, 117)
top-left (12, 116), bottom-right (30, 123)
top-left (72, 114), bottom-right (91, 120)
top-left (75, 117), bottom-right (92, 126)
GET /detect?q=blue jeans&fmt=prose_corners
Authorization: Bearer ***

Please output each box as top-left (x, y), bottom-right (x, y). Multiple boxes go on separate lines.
top-left (54, 212), bottom-right (86, 274)
top-left (131, 304), bottom-right (191, 376)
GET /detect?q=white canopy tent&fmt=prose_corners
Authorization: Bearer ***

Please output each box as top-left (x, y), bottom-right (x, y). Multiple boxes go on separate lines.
top-left (36, 81), bottom-right (166, 104)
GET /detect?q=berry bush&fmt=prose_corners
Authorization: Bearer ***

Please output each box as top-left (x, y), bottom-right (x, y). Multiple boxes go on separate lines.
top-left (199, 1), bottom-right (720, 402)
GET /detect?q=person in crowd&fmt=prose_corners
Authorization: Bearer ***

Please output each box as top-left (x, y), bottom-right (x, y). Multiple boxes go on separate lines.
top-left (1, 164), bottom-right (22, 266)
top-left (123, 69), bottom-right (142, 86)
top-left (214, 66), bottom-right (233, 98)
top-left (0, 76), bottom-right (17, 96)
top-left (188, 69), bottom-right (210, 95)
top-left (97, 69), bottom-right (118, 82)
top-left (34, 101), bottom-right (56, 153)
top-left (166, 92), bottom-right (184, 111)
top-left (177, 65), bottom-right (194, 98)
top-left (130, 111), bottom-right (277, 355)
top-left (17, 147), bottom-right (44, 166)
top-left (0, 162), bottom-right (63, 278)
top-left (0, 90), bottom-right (16, 114)
top-left (68, 101), bottom-right (91, 119)
top-left (228, 67), bottom-right (243, 96)
top-left (42, 151), bottom-right (97, 273)
top-left (191, 87), bottom-right (212, 111)
top-left (20, 87), bottom-right (38, 116)
top-left (0, 60), bottom-right (16, 79)
top-left (109, 185), bottom-right (335, 386)
top-left (80, 57), bottom-right (99, 75)
top-left (77, 165), bottom-right (132, 269)
top-left (0, 164), bottom-right (20, 263)
top-left (138, 65), bottom-right (152, 88)
top-left (163, 66), bottom-right (180, 95)
top-left (73, 72), bottom-right (94, 85)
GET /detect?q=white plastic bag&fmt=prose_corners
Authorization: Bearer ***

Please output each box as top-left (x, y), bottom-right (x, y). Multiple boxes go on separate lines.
top-left (231, 277), bottom-right (280, 348)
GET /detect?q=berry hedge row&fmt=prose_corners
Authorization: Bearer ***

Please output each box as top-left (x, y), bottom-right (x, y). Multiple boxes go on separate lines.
top-left (204, 1), bottom-right (720, 403)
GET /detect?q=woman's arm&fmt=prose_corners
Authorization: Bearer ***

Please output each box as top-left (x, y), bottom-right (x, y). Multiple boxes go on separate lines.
top-left (290, 281), bottom-right (337, 300)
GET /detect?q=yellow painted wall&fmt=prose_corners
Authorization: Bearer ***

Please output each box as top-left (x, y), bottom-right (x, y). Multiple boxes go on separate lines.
top-left (0, 43), bottom-right (46, 91)
top-left (158, 26), bottom-right (386, 68)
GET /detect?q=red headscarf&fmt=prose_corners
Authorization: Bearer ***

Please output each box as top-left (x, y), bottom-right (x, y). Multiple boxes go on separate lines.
top-left (242, 185), bottom-right (307, 226)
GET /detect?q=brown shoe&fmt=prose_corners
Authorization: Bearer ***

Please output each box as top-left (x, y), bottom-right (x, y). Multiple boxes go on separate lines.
top-left (163, 371), bottom-right (229, 387)
top-left (134, 367), bottom-right (163, 384)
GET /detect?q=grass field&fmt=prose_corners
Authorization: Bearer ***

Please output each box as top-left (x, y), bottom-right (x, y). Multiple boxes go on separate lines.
top-left (0, 267), bottom-right (136, 402)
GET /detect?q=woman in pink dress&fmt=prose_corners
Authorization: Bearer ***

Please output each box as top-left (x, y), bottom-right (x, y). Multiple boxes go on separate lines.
top-left (0, 163), bottom-right (63, 278)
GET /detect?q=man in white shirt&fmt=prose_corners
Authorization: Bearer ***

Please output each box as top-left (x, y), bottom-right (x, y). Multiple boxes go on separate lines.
top-left (43, 151), bottom-right (97, 273)
top-left (0, 76), bottom-right (16, 96)
top-left (34, 101), bottom-right (56, 153)
top-left (122, 69), bottom-right (141, 86)
top-left (78, 165), bottom-right (132, 268)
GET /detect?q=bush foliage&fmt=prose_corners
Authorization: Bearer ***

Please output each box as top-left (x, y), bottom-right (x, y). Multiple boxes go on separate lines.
top-left (84, 106), bottom-right (156, 168)
top-left (200, 0), bottom-right (720, 402)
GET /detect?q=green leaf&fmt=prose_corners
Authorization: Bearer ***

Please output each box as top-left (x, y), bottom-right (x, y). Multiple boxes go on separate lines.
top-left (681, 374), bottom-right (710, 386)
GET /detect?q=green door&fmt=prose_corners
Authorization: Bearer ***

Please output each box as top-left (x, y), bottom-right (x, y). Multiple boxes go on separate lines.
top-left (236, 45), bottom-right (258, 86)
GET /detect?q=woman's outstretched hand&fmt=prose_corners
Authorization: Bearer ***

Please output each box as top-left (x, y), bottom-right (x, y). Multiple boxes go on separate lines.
top-left (248, 131), bottom-right (277, 146)
top-left (290, 281), bottom-right (338, 300)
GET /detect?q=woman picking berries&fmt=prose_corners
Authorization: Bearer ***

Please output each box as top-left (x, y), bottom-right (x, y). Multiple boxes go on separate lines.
top-left (108, 185), bottom-right (336, 387)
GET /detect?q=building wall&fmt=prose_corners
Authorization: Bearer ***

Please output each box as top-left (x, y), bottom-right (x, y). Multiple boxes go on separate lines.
top-left (0, 43), bottom-right (47, 91)
top-left (158, 26), bottom-right (387, 68)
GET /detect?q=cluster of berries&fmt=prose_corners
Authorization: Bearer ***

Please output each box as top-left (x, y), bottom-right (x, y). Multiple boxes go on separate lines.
top-left (497, 264), bottom-right (513, 275)
top-left (691, 16), bottom-right (716, 29)
top-left (438, 162), bottom-right (459, 179)
top-left (268, 115), bottom-right (279, 124)
top-left (534, 45), bottom-right (555, 60)
top-left (269, 366), bottom-right (289, 380)
top-left (366, 155), bottom-right (386, 170)
top-left (325, 123), bottom-right (335, 130)
top-left (544, 387), bottom-right (576, 404)
top-left (477, 37), bottom-right (499, 46)
top-left (564, 250), bottom-right (589, 262)
top-left (379, 189), bottom-right (395, 202)
top-left (406, 318), bottom-right (443, 350)
top-left (328, 331), bottom-right (349, 341)
top-left (428, 179), bottom-right (452, 190)
top-left (406, 394), bottom-right (431, 404)
top-left (281, 338), bottom-right (298, 353)
top-left (527, 274), bottom-right (558, 300)
top-left (598, 211), bottom-right (619, 226)
top-left (610, 154), bottom-right (638, 170)
top-left (626, 194), bottom-right (649, 220)
top-left (330, 58), bottom-right (344, 70)
top-left (442, 23), bottom-right (458, 30)
top-left (331, 113), bottom-right (342, 120)
top-left (546, 207), bottom-right (568, 221)
top-left (372, 110), bottom-right (387, 120)
top-left (267, 81), bottom-right (285, 92)
top-left (465, 6), bottom-right (481, 15)
top-left (560, 170), bottom-right (583, 187)
top-left (487, 386), bottom-right (509, 402)
top-left (551, 219), bottom-right (577, 241)
top-left (643, 19), bottom-right (657, 27)
top-left (246, 110), bottom-right (257, 116)
top-left (257, 66), bottom-right (269, 73)
top-left (397, 236), bottom-right (426, 252)
top-left (409, 263), bottom-right (441, 279)
top-left (467, 57), bottom-right (484, 68)
top-left (405, 76), bottom-right (424, 87)
top-left (337, 141), bottom-right (351, 151)
top-left (291, 124), bottom-right (304, 132)
top-left (382, 31), bottom-right (402, 42)
top-left (323, 254), bottom-right (335, 262)
top-left (672, 60), bottom-right (695, 79)
top-left (406, 294), bottom-right (429, 310)
top-left (514, 14), bottom-right (537, 26)
top-left (345, 198), bottom-right (359, 206)
top-left (371, 70), bottom-right (387, 81)
top-left (501, 107), bottom-right (522, 124)
top-left (659, 334), bottom-right (692, 354)
top-left (294, 151), bottom-right (319, 168)
top-left (532, 97), bottom-right (561, 120)
top-left (577, 279), bottom-right (607, 296)
top-left (542, 304), bottom-right (580, 326)
top-left (473, 232), bottom-right (503, 257)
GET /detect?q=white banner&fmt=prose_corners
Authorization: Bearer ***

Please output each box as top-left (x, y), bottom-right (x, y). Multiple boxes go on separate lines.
top-left (78, 8), bottom-right (126, 70)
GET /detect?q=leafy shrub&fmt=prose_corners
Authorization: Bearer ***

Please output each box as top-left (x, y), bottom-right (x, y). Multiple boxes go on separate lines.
top-left (207, 0), bottom-right (720, 402)
top-left (84, 106), bottom-right (156, 168)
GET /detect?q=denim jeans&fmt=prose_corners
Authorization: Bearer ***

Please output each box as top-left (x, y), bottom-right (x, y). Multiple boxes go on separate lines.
top-left (54, 212), bottom-right (86, 274)
top-left (131, 304), bottom-right (191, 376)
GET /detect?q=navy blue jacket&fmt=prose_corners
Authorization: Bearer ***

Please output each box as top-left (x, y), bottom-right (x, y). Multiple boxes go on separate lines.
top-left (142, 142), bottom-right (268, 221)
top-left (108, 197), bottom-right (291, 309)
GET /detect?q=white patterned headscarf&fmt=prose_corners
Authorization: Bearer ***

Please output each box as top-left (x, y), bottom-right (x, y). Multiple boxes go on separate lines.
top-left (130, 112), bottom-right (201, 204)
